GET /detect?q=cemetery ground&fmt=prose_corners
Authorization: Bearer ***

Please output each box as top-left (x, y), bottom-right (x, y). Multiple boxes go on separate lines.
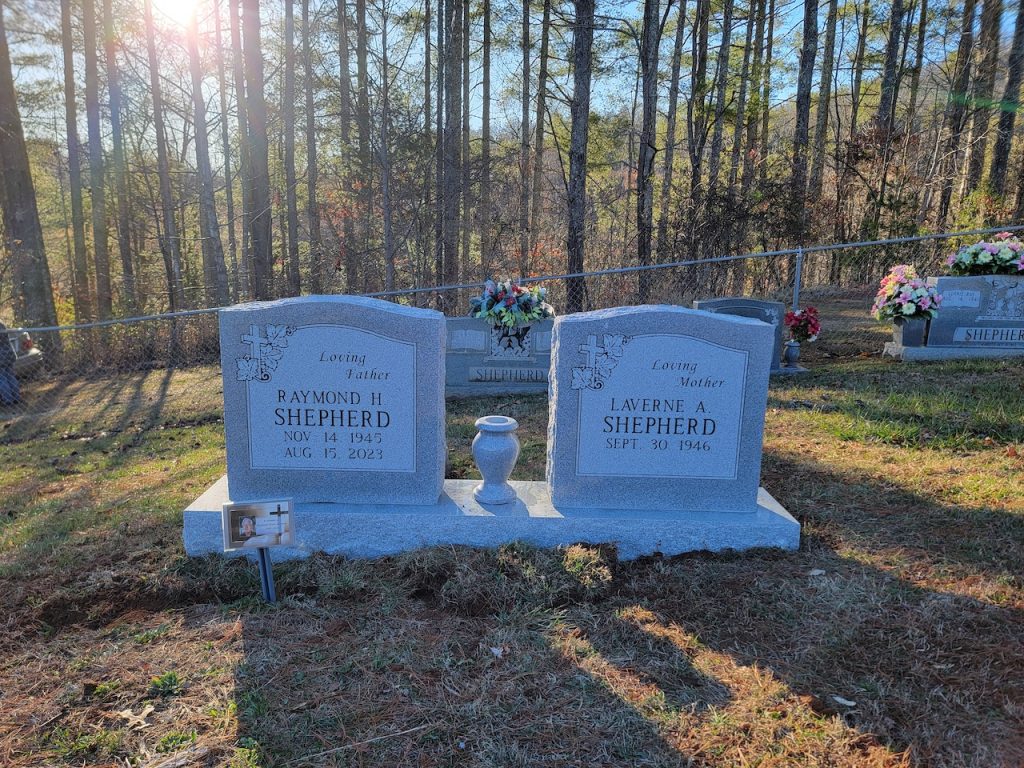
top-left (1, 328), bottom-right (1023, 765)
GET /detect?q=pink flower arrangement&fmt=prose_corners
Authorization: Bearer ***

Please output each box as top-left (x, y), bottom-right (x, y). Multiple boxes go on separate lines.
top-left (872, 265), bottom-right (942, 322)
top-left (946, 232), bottom-right (1024, 276)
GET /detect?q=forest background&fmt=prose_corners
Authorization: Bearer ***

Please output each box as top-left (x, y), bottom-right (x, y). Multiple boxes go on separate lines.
top-left (0, 0), bottom-right (1021, 326)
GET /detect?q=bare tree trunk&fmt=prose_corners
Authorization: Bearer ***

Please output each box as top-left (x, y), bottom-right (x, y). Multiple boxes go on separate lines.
top-left (741, 0), bottom-right (765, 193)
top-left (707, 0), bottom-right (734, 190)
top-left (461, 0), bottom-right (471, 275)
top-left (791, 0), bottom-right (817, 241)
top-left (103, 0), bottom-right (137, 313)
top-left (728, 1), bottom-right (755, 194)
top-left (519, 0), bottom-right (530, 275)
top-left (636, 0), bottom-right (661, 302)
top-left (381, 10), bottom-right (396, 291)
top-left (989, 0), bottom-right (1024, 196)
top-left (215, 0), bottom-right (240, 301)
top-left (656, 0), bottom-right (687, 262)
top-left (567, 0), bottom-right (594, 314)
top-left (61, 0), bottom-right (92, 323)
top-left (808, 0), bottom-right (838, 197)
top-left (144, 0), bottom-right (185, 311)
top-left (906, 0), bottom-right (928, 128)
top-left (230, 0), bottom-right (252, 297)
top-left (1015, 148), bottom-right (1024, 218)
top-left (302, 0), bottom-right (321, 293)
top-left (877, 0), bottom-right (906, 134)
top-left (529, 0), bottom-right (552, 260)
top-left (434, 0), bottom-right (444, 299)
top-left (964, 0), bottom-right (1002, 195)
top-left (0, 0), bottom-right (59, 330)
top-left (937, 0), bottom-right (976, 225)
top-left (82, 0), bottom-right (112, 318)
top-left (688, 0), bottom-right (710, 195)
top-left (355, 0), bottom-right (371, 289)
top-left (283, 0), bottom-right (301, 295)
top-left (187, 8), bottom-right (230, 307)
top-left (850, 0), bottom-right (869, 136)
top-left (339, 0), bottom-right (357, 292)
top-left (242, 0), bottom-right (275, 299)
top-left (443, 0), bottom-right (462, 296)
top-left (757, 0), bottom-right (775, 188)
top-left (423, 0), bottom-right (433, 288)
top-left (480, 0), bottom-right (491, 273)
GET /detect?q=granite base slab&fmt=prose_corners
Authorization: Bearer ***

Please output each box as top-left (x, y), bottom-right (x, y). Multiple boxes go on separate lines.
top-left (183, 476), bottom-right (800, 560)
top-left (883, 342), bottom-right (1024, 361)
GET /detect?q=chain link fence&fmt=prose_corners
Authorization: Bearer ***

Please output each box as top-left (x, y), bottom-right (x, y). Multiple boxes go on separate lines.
top-left (1, 226), bottom-right (1019, 447)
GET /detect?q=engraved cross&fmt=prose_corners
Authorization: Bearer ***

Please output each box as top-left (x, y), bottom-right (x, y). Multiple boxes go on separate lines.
top-left (242, 324), bottom-right (265, 360)
top-left (579, 335), bottom-right (604, 369)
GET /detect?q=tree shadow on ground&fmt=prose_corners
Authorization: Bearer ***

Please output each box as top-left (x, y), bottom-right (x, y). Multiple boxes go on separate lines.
top-left (215, 443), bottom-right (1024, 766)
top-left (607, 447), bottom-right (1024, 767)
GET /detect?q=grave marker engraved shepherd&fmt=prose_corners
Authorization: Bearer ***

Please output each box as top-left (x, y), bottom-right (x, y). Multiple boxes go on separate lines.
top-left (926, 276), bottom-right (1024, 348)
top-left (445, 317), bottom-right (552, 395)
top-left (548, 305), bottom-right (774, 512)
top-left (220, 296), bottom-right (446, 505)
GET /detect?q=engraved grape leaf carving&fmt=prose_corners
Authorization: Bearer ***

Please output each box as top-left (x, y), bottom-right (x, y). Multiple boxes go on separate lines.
top-left (571, 367), bottom-right (594, 390)
top-left (603, 334), bottom-right (626, 358)
top-left (236, 357), bottom-right (259, 381)
top-left (262, 355), bottom-right (280, 372)
top-left (260, 343), bottom-right (283, 360)
top-left (265, 324), bottom-right (292, 347)
top-left (594, 354), bottom-right (616, 380)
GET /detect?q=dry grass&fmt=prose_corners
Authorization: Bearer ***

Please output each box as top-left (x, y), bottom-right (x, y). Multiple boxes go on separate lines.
top-left (1, 351), bottom-right (1022, 767)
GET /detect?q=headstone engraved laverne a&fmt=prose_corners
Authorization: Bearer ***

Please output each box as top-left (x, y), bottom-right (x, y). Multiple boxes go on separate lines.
top-left (220, 296), bottom-right (446, 505)
top-left (548, 305), bottom-right (786, 520)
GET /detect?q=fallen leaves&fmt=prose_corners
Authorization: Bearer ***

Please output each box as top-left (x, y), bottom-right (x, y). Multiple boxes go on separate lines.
top-left (114, 704), bottom-right (154, 730)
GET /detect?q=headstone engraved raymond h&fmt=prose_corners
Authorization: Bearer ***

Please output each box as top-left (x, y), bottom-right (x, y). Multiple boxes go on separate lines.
top-left (548, 306), bottom-right (797, 549)
top-left (219, 295), bottom-right (446, 505)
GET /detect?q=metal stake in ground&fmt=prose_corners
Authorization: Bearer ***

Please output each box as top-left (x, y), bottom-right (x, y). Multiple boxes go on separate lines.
top-left (256, 547), bottom-right (276, 602)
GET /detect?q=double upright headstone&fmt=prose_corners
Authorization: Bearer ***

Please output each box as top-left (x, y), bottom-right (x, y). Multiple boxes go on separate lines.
top-left (219, 296), bottom-right (447, 506)
top-left (186, 298), bottom-right (798, 560)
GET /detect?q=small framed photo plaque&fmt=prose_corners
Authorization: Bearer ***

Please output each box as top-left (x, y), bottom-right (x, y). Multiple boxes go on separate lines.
top-left (222, 500), bottom-right (295, 551)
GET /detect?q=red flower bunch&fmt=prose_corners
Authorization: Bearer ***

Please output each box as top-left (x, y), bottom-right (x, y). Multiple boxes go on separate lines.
top-left (784, 306), bottom-right (821, 342)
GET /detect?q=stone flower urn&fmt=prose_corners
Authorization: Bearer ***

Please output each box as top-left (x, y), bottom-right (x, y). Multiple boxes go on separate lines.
top-left (893, 316), bottom-right (928, 347)
top-left (471, 415), bottom-right (520, 504)
top-left (783, 340), bottom-right (801, 368)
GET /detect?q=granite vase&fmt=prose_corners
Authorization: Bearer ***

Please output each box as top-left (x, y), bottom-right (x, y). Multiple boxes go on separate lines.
top-left (893, 316), bottom-right (928, 347)
top-left (472, 415), bottom-right (520, 504)
top-left (782, 340), bottom-right (801, 368)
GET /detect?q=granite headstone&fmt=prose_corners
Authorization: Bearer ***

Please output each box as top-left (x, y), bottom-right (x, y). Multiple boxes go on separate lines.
top-left (693, 297), bottom-right (785, 370)
top-left (219, 295), bottom-right (446, 505)
top-left (547, 305), bottom-right (773, 512)
top-left (445, 318), bottom-right (552, 395)
top-left (926, 275), bottom-right (1024, 348)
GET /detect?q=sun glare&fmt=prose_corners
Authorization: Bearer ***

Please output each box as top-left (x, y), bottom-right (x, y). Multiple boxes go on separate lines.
top-left (150, 0), bottom-right (198, 29)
